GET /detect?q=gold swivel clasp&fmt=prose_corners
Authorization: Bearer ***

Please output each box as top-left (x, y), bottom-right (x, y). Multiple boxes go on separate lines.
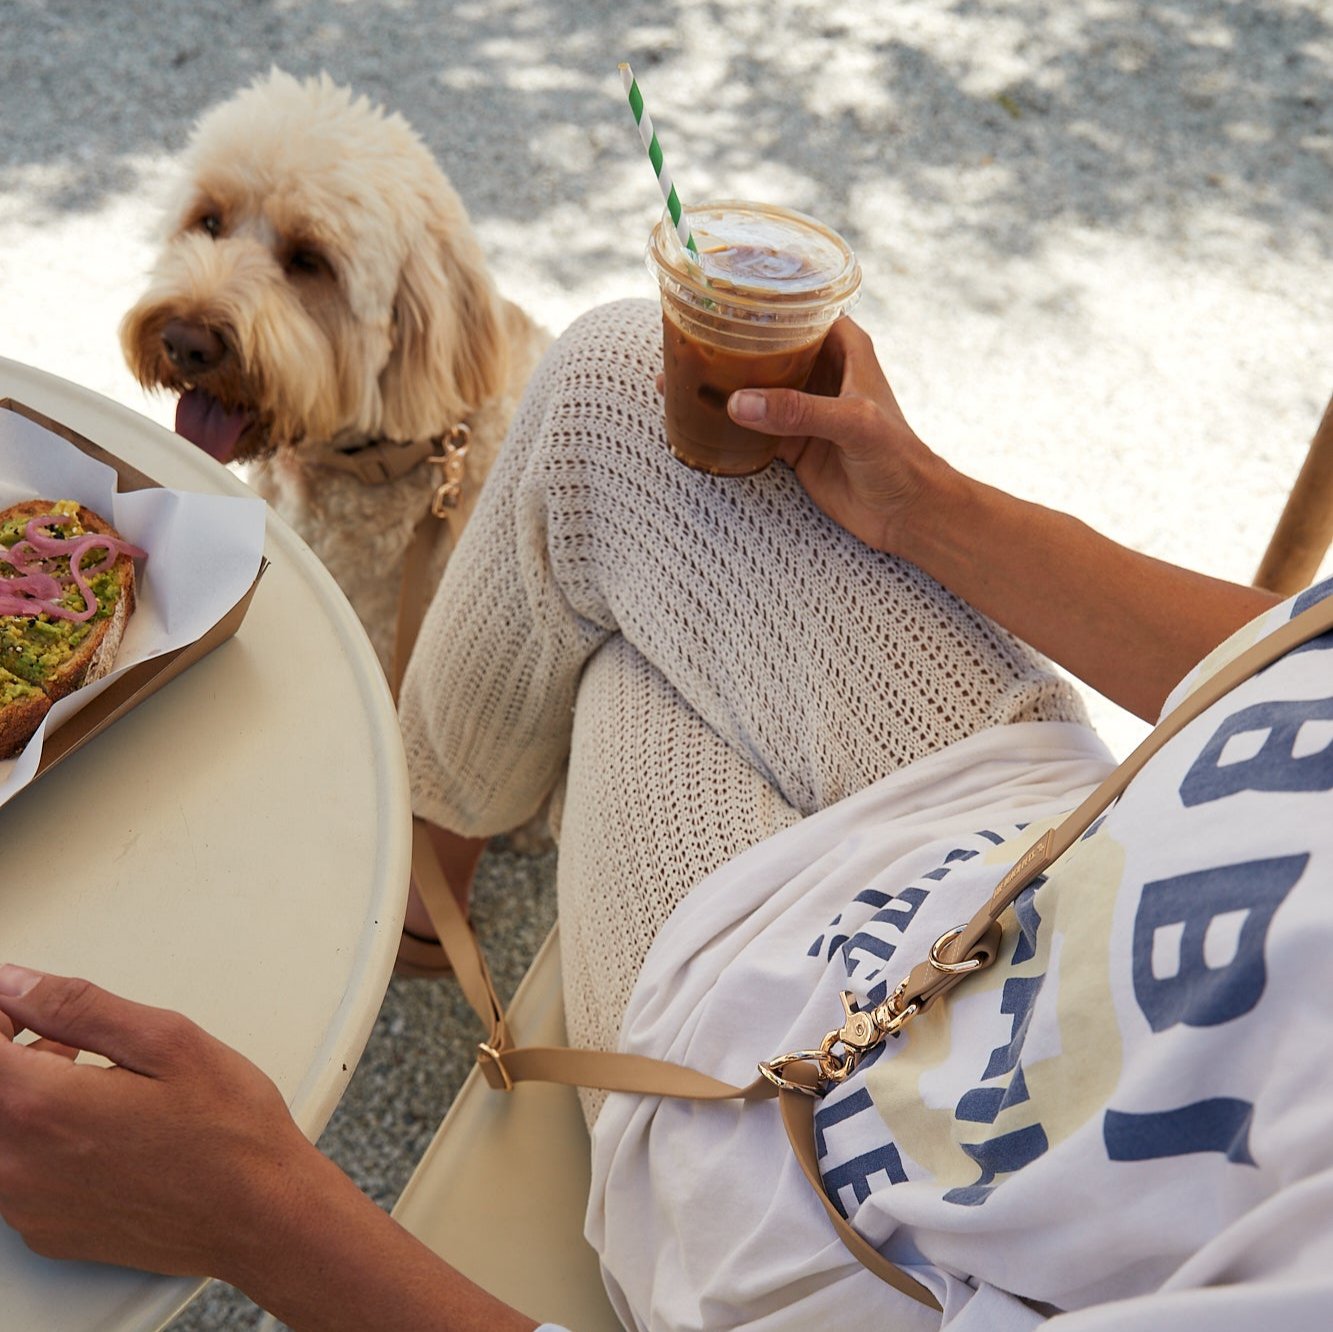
top-left (758, 986), bottom-right (921, 1097)
top-left (758, 922), bottom-right (986, 1097)
top-left (429, 423), bottom-right (471, 516)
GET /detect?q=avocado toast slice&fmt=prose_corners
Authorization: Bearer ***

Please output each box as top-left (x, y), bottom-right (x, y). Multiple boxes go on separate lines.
top-left (0, 499), bottom-right (139, 759)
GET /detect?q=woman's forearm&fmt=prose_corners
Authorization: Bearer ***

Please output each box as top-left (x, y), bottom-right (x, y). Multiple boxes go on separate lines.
top-left (899, 462), bottom-right (1281, 721)
top-left (732, 321), bottom-right (1280, 719)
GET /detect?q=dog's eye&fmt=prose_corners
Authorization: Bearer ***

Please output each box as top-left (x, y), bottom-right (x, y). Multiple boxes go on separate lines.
top-left (285, 248), bottom-right (329, 279)
top-left (198, 213), bottom-right (222, 238)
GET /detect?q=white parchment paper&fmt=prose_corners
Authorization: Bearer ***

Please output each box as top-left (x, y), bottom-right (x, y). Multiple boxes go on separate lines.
top-left (0, 409), bottom-right (266, 808)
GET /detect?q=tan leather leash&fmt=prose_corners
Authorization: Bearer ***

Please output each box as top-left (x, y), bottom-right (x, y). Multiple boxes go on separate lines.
top-left (413, 592), bottom-right (1333, 1309)
top-left (391, 424), bottom-right (471, 703)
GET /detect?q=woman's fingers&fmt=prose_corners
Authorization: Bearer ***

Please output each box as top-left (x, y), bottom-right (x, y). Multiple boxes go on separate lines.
top-left (0, 965), bottom-right (201, 1078)
top-left (726, 319), bottom-right (894, 447)
top-left (23, 1038), bottom-right (82, 1060)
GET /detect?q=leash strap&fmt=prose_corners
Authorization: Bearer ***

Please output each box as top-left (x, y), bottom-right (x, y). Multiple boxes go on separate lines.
top-left (410, 820), bottom-right (942, 1306)
top-left (393, 516), bottom-right (441, 702)
top-left (414, 592), bottom-right (1333, 1308)
top-left (295, 425), bottom-right (472, 701)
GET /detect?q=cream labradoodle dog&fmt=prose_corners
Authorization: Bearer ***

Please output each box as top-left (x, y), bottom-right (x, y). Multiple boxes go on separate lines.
top-left (121, 68), bottom-right (549, 680)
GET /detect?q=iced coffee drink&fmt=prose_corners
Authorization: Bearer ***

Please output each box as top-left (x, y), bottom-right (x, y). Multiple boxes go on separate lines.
top-left (647, 202), bottom-right (862, 476)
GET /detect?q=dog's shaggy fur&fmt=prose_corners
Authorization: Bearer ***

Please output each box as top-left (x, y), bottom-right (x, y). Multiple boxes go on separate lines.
top-left (121, 69), bottom-right (549, 675)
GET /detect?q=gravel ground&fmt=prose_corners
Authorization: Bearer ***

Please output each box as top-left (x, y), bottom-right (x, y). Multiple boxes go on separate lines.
top-left (1, 1), bottom-right (1331, 1327)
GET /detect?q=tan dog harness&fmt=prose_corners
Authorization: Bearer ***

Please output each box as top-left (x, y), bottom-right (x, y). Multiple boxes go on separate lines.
top-left (309, 423), bottom-right (470, 501)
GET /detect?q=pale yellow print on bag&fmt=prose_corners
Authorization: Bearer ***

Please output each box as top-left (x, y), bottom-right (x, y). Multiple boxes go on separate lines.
top-left (864, 821), bottom-right (1126, 1190)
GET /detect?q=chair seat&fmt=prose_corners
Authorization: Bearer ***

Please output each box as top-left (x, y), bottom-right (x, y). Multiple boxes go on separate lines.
top-left (391, 927), bottom-right (624, 1330)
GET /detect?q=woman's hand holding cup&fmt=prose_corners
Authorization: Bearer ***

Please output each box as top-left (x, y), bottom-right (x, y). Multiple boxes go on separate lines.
top-left (727, 319), bottom-right (952, 558)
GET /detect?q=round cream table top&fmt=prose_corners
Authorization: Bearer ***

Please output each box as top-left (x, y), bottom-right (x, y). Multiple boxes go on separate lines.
top-left (0, 357), bottom-right (411, 1330)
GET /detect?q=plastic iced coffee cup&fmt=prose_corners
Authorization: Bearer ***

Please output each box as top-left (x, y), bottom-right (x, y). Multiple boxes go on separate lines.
top-left (646, 201), bottom-right (862, 476)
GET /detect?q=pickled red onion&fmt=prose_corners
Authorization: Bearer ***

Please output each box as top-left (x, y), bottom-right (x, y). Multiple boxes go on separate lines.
top-left (0, 570), bottom-right (63, 600)
top-left (0, 515), bottom-right (146, 622)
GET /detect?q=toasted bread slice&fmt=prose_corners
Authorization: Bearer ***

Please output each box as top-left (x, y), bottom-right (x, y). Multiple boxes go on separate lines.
top-left (0, 500), bottom-right (138, 759)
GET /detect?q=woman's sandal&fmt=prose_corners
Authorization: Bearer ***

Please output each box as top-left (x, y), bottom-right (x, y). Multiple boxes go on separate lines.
top-left (394, 926), bottom-right (455, 979)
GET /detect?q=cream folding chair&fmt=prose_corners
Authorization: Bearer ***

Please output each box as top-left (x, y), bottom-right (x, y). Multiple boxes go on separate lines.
top-left (391, 926), bottom-right (623, 1330)
top-left (253, 926), bottom-right (617, 1332)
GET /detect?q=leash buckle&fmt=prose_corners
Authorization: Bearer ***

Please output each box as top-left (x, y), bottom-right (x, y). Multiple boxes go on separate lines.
top-left (477, 1039), bottom-right (514, 1092)
top-left (927, 924), bottom-right (988, 976)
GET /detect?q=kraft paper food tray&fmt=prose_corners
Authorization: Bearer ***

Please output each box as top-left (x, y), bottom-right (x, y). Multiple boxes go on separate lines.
top-left (0, 398), bottom-right (267, 803)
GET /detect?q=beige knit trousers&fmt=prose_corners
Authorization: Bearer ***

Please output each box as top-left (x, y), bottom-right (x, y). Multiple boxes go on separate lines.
top-left (399, 299), bottom-right (1088, 1096)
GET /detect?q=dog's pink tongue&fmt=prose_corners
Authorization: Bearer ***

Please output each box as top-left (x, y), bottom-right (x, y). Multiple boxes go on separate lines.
top-left (175, 389), bottom-right (250, 463)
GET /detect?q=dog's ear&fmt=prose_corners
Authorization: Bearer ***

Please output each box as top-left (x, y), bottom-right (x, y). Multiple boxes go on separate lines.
top-left (380, 215), bottom-right (508, 439)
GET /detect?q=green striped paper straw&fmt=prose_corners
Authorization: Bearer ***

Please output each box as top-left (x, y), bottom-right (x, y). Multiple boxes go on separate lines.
top-left (619, 62), bottom-right (698, 254)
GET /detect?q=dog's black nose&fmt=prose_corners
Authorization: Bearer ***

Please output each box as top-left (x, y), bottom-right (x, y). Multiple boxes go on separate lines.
top-left (161, 319), bottom-right (227, 373)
